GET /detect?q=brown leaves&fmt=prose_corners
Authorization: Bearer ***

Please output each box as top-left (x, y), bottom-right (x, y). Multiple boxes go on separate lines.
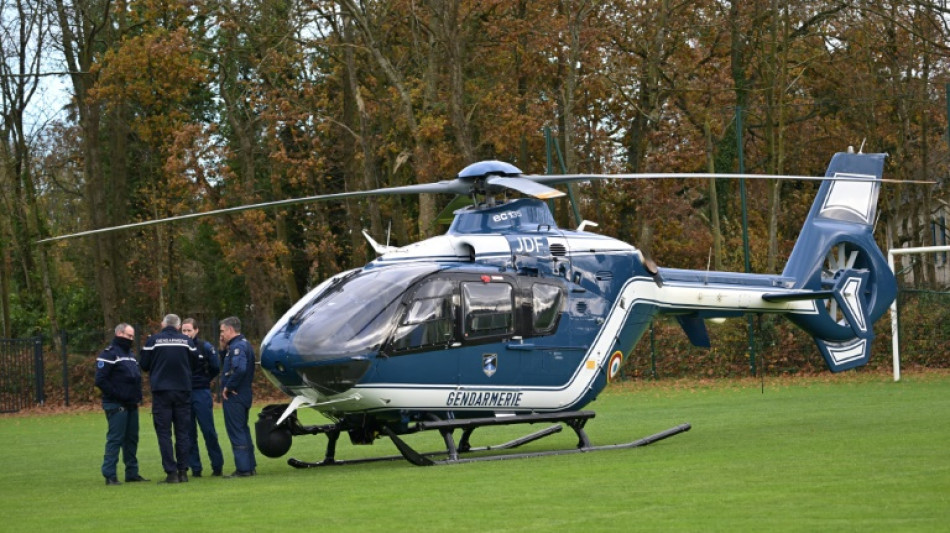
top-left (92, 28), bottom-right (210, 145)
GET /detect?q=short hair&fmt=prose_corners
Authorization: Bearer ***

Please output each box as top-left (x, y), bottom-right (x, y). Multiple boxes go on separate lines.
top-left (162, 314), bottom-right (181, 328)
top-left (182, 318), bottom-right (198, 328)
top-left (221, 316), bottom-right (241, 333)
top-left (114, 323), bottom-right (131, 336)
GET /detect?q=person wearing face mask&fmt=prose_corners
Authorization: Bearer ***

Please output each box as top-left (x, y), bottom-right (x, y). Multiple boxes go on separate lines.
top-left (95, 323), bottom-right (149, 485)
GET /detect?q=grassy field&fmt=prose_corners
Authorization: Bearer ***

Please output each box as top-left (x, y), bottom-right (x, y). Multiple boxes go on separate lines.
top-left (1, 372), bottom-right (948, 532)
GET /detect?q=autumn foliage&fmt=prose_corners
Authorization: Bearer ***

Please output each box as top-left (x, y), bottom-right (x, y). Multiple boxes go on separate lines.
top-left (1, 1), bottom-right (948, 386)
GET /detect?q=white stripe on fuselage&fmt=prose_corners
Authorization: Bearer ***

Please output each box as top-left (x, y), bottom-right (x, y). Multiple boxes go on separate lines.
top-left (308, 276), bottom-right (818, 414)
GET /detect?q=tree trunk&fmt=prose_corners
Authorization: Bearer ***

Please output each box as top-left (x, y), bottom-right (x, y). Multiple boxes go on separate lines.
top-left (921, 52), bottom-right (936, 286)
top-left (341, 13), bottom-right (376, 265)
top-left (54, 0), bottom-right (121, 329)
top-left (85, 111), bottom-right (124, 328)
top-left (340, 0), bottom-right (434, 237)
top-left (705, 120), bottom-right (723, 271)
top-left (0, 236), bottom-right (9, 337)
top-left (343, 12), bottom-right (383, 239)
top-left (429, 0), bottom-right (475, 163)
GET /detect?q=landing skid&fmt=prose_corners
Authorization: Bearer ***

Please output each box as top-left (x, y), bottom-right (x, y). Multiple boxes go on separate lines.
top-left (284, 410), bottom-right (690, 468)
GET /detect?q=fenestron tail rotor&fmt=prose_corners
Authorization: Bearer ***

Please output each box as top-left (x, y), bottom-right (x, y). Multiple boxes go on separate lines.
top-left (824, 243), bottom-right (862, 325)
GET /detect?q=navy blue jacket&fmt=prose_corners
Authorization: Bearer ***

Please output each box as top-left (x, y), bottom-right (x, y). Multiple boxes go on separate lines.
top-left (191, 337), bottom-right (220, 390)
top-left (139, 326), bottom-right (198, 392)
top-left (95, 337), bottom-right (143, 406)
top-left (221, 334), bottom-right (255, 406)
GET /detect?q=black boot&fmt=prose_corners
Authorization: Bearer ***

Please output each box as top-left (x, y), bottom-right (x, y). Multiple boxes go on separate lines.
top-left (159, 472), bottom-right (179, 484)
top-left (105, 477), bottom-right (121, 486)
top-left (178, 470), bottom-right (189, 483)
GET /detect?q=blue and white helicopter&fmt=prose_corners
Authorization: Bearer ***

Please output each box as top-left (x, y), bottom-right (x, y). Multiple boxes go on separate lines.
top-left (251, 149), bottom-right (898, 467)
top-left (43, 149), bottom-right (901, 466)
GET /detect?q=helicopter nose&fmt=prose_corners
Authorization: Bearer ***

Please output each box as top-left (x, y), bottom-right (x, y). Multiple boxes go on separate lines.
top-left (296, 356), bottom-right (372, 396)
top-left (260, 334), bottom-right (372, 396)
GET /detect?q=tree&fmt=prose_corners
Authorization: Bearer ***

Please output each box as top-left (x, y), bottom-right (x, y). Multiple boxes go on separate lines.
top-left (0, 0), bottom-right (60, 342)
top-left (51, 0), bottom-right (125, 329)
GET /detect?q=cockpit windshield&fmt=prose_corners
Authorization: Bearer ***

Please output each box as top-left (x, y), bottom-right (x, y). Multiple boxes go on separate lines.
top-left (291, 264), bottom-right (441, 359)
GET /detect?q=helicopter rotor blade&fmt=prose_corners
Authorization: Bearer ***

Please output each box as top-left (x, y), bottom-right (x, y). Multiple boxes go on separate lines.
top-left (522, 172), bottom-right (933, 186)
top-left (485, 176), bottom-right (565, 199)
top-left (36, 180), bottom-right (471, 244)
top-left (38, 163), bottom-right (932, 244)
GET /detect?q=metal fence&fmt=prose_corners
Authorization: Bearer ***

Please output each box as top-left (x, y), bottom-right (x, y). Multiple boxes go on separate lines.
top-left (1, 320), bottom-right (223, 411)
top-left (0, 337), bottom-right (44, 413)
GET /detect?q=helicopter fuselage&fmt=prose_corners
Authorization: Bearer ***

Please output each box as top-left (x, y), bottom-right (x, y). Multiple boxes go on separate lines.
top-left (259, 198), bottom-right (818, 433)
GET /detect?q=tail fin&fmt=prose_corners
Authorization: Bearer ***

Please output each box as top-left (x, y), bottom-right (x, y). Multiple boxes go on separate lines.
top-left (782, 152), bottom-right (897, 372)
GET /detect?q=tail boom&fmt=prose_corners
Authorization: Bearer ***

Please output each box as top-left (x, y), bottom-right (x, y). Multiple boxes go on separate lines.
top-left (626, 152), bottom-right (896, 373)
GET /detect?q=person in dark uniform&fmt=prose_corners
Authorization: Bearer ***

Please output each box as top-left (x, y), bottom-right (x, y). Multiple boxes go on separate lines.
top-left (181, 318), bottom-right (224, 477)
top-left (139, 314), bottom-right (198, 484)
top-left (95, 323), bottom-right (149, 485)
top-left (219, 316), bottom-right (257, 477)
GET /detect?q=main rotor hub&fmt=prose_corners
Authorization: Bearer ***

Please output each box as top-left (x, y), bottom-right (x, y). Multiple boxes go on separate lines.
top-left (457, 160), bottom-right (523, 179)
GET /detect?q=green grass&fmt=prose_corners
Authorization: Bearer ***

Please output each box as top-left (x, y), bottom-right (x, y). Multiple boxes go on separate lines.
top-left (2, 372), bottom-right (949, 532)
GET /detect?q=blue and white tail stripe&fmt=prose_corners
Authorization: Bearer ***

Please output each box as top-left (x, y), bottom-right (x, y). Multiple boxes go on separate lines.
top-left (299, 276), bottom-right (821, 414)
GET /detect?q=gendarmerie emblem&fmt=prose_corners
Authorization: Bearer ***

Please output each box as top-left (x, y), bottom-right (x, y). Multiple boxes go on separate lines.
top-left (482, 353), bottom-right (497, 377)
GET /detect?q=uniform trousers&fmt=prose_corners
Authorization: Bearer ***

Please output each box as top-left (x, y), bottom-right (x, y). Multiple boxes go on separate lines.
top-left (152, 389), bottom-right (192, 474)
top-left (223, 398), bottom-right (257, 473)
top-left (188, 388), bottom-right (224, 474)
top-left (101, 402), bottom-right (139, 480)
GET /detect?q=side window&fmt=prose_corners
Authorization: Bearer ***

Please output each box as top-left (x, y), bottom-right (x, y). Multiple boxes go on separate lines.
top-left (532, 283), bottom-right (563, 333)
top-left (391, 279), bottom-right (456, 352)
top-left (462, 281), bottom-right (513, 339)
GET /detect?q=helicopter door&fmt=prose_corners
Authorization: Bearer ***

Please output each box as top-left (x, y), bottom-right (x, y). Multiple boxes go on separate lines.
top-left (461, 279), bottom-right (515, 342)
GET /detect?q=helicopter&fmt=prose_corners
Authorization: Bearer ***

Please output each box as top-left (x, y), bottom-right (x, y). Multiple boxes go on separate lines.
top-left (252, 149), bottom-right (899, 467)
top-left (43, 149), bottom-right (902, 467)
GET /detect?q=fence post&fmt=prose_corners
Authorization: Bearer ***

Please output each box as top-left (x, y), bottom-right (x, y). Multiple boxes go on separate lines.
top-left (33, 336), bottom-right (45, 405)
top-left (649, 321), bottom-right (658, 380)
top-left (60, 330), bottom-right (69, 406)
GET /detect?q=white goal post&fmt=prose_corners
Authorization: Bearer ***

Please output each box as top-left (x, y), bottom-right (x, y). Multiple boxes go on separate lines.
top-left (887, 245), bottom-right (950, 382)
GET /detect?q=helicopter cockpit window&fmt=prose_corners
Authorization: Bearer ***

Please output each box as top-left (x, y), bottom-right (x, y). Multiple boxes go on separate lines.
top-left (390, 279), bottom-right (456, 352)
top-left (462, 281), bottom-right (514, 339)
top-left (291, 264), bottom-right (440, 358)
top-left (532, 283), bottom-right (563, 333)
